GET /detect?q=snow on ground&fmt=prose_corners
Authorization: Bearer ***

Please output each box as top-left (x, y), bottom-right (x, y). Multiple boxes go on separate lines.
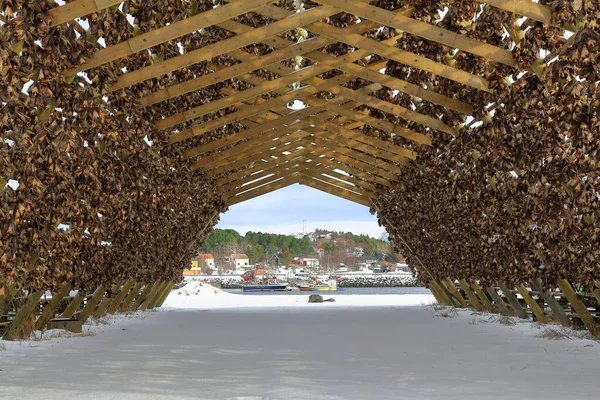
top-left (0, 282), bottom-right (599, 399)
top-left (163, 281), bottom-right (435, 309)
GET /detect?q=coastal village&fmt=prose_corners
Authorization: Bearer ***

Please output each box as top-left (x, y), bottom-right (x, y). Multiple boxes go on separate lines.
top-left (183, 229), bottom-right (410, 277)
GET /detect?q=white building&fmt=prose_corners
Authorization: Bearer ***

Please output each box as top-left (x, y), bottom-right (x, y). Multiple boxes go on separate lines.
top-left (227, 253), bottom-right (249, 270)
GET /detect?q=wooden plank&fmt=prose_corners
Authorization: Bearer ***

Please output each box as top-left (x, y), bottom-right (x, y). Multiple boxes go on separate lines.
top-left (558, 280), bottom-right (600, 337)
top-left (49, 0), bottom-right (122, 27)
top-left (202, 137), bottom-right (310, 175)
top-left (78, 285), bottom-right (106, 323)
top-left (155, 282), bottom-right (175, 308)
top-left (131, 284), bottom-right (154, 311)
top-left (220, 154), bottom-right (307, 192)
top-left (61, 292), bottom-right (85, 318)
top-left (191, 123), bottom-right (308, 169)
top-left (217, 149), bottom-right (310, 187)
top-left (114, 5), bottom-right (338, 92)
top-left (63, 0), bottom-right (275, 76)
top-left (307, 134), bottom-right (404, 174)
top-left (313, 79), bottom-right (456, 135)
top-left (301, 161), bottom-right (379, 194)
top-left (229, 165), bottom-right (302, 196)
top-left (230, 167), bottom-right (301, 197)
top-left (485, 0), bottom-right (554, 26)
top-left (106, 280), bottom-right (134, 314)
top-left (299, 176), bottom-right (372, 207)
top-left (498, 283), bottom-right (529, 319)
top-left (517, 284), bottom-right (549, 323)
top-left (459, 279), bottom-right (485, 312)
top-left (228, 174), bottom-right (300, 205)
top-left (303, 153), bottom-right (392, 187)
top-left (472, 282), bottom-right (498, 313)
top-left (139, 282), bottom-right (164, 311)
top-left (305, 115), bottom-right (418, 159)
top-left (317, 0), bottom-right (514, 66)
top-left (170, 88), bottom-right (320, 144)
top-left (302, 143), bottom-right (398, 182)
top-left (429, 280), bottom-right (453, 306)
top-left (148, 282), bottom-right (170, 309)
top-left (308, 22), bottom-right (491, 92)
top-left (531, 278), bottom-right (571, 327)
top-left (48, 319), bottom-right (83, 333)
top-left (35, 283), bottom-right (71, 331)
top-left (299, 170), bottom-right (367, 198)
top-left (0, 286), bottom-right (18, 318)
top-left (3, 291), bottom-right (43, 340)
top-left (137, 6), bottom-right (416, 105)
top-left (487, 287), bottom-right (515, 316)
top-left (92, 293), bottom-right (113, 319)
top-left (442, 279), bottom-right (469, 308)
top-left (119, 282), bottom-right (144, 312)
top-left (593, 280), bottom-right (600, 305)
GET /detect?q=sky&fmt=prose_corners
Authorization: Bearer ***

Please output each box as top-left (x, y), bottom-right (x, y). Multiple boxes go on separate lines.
top-left (215, 183), bottom-right (386, 238)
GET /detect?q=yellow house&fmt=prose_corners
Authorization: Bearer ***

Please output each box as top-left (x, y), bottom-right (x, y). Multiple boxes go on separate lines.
top-left (183, 254), bottom-right (214, 275)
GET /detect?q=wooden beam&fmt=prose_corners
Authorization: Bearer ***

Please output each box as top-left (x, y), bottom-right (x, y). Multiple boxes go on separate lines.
top-left (313, 79), bottom-right (456, 135)
top-left (531, 278), bottom-right (571, 327)
top-left (48, 0), bottom-right (122, 27)
top-left (301, 161), bottom-right (379, 194)
top-left (317, 0), bottom-right (514, 66)
top-left (63, 0), bottom-right (276, 76)
top-left (35, 283), bottom-right (71, 331)
top-left (558, 280), bottom-right (600, 337)
top-left (106, 280), bottom-right (134, 314)
top-left (307, 134), bottom-right (403, 174)
top-left (498, 283), bottom-right (529, 319)
top-left (303, 143), bottom-right (399, 182)
top-left (485, 0), bottom-right (554, 27)
top-left (442, 279), bottom-right (469, 308)
top-left (230, 165), bottom-right (302, 196)
top-left (228, 174), bottom-right (300, 205)
top-left (170, 88), bottom-right (320, 144)
top-left (78, 285), bottom-right (106, 324)
top-left (303, 153), bottom-right (392, 187)
top-left (184, 108), bottom-right (316, 159)
top-left (429, 280), bottom-right (454, 306)
top-left (3, 291), bottom-right (43, 340)
top-left (222, 159), bottom-right (306, 194)
top-left (517, 284), bottom-right (549, 323)
top-left (191, 123), bottom-right (307, 169)
top-left (308, 23), bottom-right (491, 92)
top-left (203, 138), bottom-right (309, 175)
top-left (217, 148), bottom-right (310, 187)
top-left (299, 170), bottom-right (369, 198)
top-left (299, 176), bottom-right (372, 207)
top-left (119, 282), bottom-right (144, 312)
top-left (197, 130), bottom-right (310, 172)
top-left (459, 279), bottom-right (485, 311)
top-left (113, 6), bottom-right (337, 92)
top-left (305, 116), bottom-right (417, 160)
top-left (61, 292), bottom-right (85, 318)
top-left (486, 287), bottom-right (515, 316)
top-left (140, 282), bottom-right (166, 311)
top-left (472, 282), bottom-right (498, 313)
top-left (155, 282), bottom-right (175, 308)
top-left (0, 286), bottom-right (18, 318)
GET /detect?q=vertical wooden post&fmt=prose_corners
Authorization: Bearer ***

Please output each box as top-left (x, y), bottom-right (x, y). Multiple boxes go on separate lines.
top-left (498, 283), bottom-right (529, 319)
top-left (78, 285), bottom-right (106, 324)
top-left (139, 282), bottom-right (163, 311)
top-left (119, 282), bottom-right (144, 312)
top-left (107, 280), bottom-right (134, 314)
top-left (131, 283), bottom-right (154, 311)
top-left (486, 286), bottom-right (514, 316)
top-left (442, 279), bottom-right (468, 307)
top-left (558, 279), bottom-right (600, 338)
top-left (3, 291), bottom-right (44, 340)
top-left (459, 279), bottom-right (485, 311)
top-left (531, 278), bottom-right (571, 327)
top-left (61, 292), bottom-right (85, 318)
top-left (149, 282), bottom-right (170, 309)
top-left (35, 283), bottom-right (71, 330)
top-left (472, 282), bottom-right (497, 313)
top-left (517, 284), bottom-right (549, 323)
top-left (0, 286), bottom-right (18, 317)
top-left (155, 281), bottom-right (174, 308)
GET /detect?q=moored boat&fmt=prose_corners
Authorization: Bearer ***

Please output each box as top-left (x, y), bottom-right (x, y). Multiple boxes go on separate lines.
top-left (241, 283), bottom-right (289, 292)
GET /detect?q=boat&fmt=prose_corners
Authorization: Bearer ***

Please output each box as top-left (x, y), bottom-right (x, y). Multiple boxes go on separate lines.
top-left (241, 283), bottom-right (290, 292)
top-left (297, 278), bottom-right (339, 292)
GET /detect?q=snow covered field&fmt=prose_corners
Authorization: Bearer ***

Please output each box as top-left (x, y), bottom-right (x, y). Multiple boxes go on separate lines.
top-left (1, 282), bottom-right (599, 399)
